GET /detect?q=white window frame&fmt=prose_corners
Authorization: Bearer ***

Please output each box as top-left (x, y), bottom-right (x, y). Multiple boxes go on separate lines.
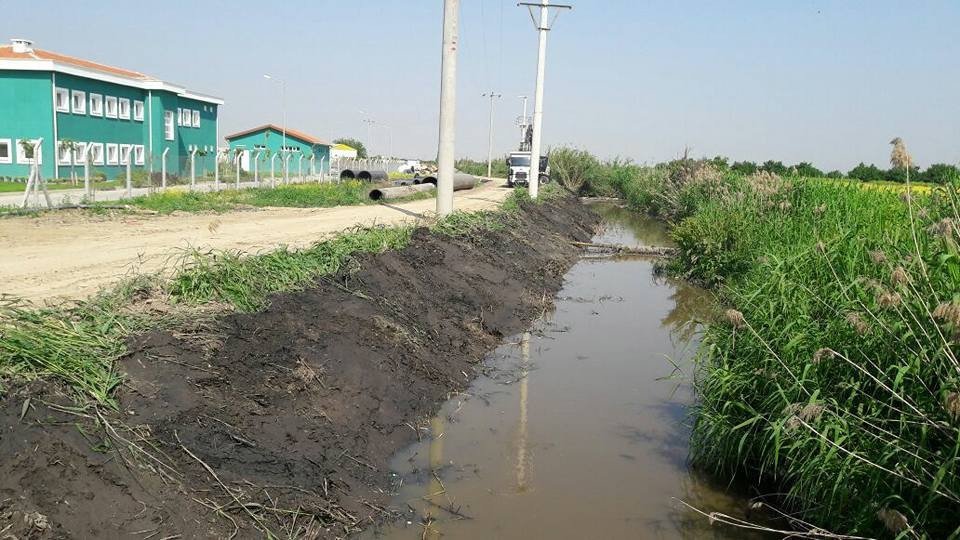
top-left (90, 143), bottom-right (104, 165)
top-left (70, 90), bottom-right (87, 115)
top-left (176, 108), bottom-right (183, 126)
top-left (58, 143), bottom-right (73, 165)
top-left (133, 100), bottom-right (144, 121)
top-left (118, 98), bottom-right (131, 120)
top-left (134, 145), bottom-right (145, 165)
top-left (105, 96), bottom-right (118, 118)
top-left (119, 144), bottom-right (132, 165)
top-left (106, 143), bottom-right (119, 165)
top-left (89, 93), bottom-right (103, 117)
top-left (192, 109), bottom-right (200, 128)
top-left (16, 139), bottom-right (42, 165)
top-left (0, 139), bottom-right (11, 164)
top-left (72, 142), bottom-right (88, 164)
top-left (55, 88), bottom-right (69, 112)
top-left (164, 111), bottom-right (175, 141)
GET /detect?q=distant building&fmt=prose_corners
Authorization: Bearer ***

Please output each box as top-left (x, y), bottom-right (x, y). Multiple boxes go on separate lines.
top-left (0, 38), bottom-right (222, 180)
top-left (331, 143), bottom-right (358, 161)
top-left (224, 124), bottom-right (331, 173)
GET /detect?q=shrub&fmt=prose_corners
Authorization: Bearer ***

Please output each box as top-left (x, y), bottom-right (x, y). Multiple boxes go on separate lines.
top-left (847, 162), bottom-right (885, 182)
top-left (920, 163), bottom-right (960, 185)
top-left (549, 146), bottom-right (600, 194)
top-left (731, 161), bottom-right (758, 175)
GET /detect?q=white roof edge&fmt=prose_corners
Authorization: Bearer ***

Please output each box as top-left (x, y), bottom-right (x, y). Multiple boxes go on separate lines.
top-left (0, 58), bottom-right (222, 105)
top-left (178, 91), bottom-right (224, 105)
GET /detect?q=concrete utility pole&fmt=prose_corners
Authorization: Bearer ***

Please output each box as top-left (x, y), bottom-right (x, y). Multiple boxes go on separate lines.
top-left (482, 92), bottom-right (502, 179)
top-left (436, 0), bottom-right (460, 216)
top-left (519, 0), bottom-right (572, 199)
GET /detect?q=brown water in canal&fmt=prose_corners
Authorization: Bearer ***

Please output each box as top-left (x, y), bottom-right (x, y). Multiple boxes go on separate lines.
top-left (364, 204), bottom-right (762, 539)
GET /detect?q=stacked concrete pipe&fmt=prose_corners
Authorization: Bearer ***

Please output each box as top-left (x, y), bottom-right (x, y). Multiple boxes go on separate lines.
top-left (357, 170), bottom-right (389, 182)
top-left (369, 183), bottom-right (436, 201)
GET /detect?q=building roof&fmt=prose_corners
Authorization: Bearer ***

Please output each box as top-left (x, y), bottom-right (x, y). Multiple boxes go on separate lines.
top-left (332, 143), bottom-right (357, 152)
top-left (0, 39), bottom-right (223, 105)
top-left (0, 44), bottom-right (152, 80)
top-left (224, 125), bottom-right (329, 146)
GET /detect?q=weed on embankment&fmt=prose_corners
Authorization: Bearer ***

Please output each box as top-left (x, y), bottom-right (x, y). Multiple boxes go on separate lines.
top-left (598, 158), bottom-right (960, 537)
top-left (117, 181), bottom-right (372, 213)
top-left (0, 186), bottom-right (549, 407)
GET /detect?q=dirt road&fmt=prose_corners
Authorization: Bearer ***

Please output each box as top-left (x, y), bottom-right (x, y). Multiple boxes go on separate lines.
top-left (0, 181), bottom-right (512, 304)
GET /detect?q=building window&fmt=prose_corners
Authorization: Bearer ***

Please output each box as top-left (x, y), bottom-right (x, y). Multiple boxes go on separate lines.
top-left (105, 96), bottom-right (118, 118)
top-left (192, 110), bottom-right (200, 128)
top-left (106, 143), bottom-right (118, 165)
top-left (16, 139), bottom-right (42, 165)
top-left (89, 94), bottom-right (103, 116)
top-left (70, 90), bottom-right (87, 115)
top-left (90, 143), bottom-right (104, 165)
top-left (118, 98), bottom-right (131, 120)
top-left (73, 142), bottom-right (87, 164)
top-left (176, 108), bottom-right (183, 126)
top-left (164, 111), bottom-right (175, 140)
top-left (119, 144), bottom-right (132, 165)
top-left (0, 139), bottom-right (11, 164)
top-left (55, 88), bottom-right (69, 112)
top-left (58, 143), bottom-right (73, 165)
top-left (133, 100), bottom-right (144, 121)
top-left (134, 145), bottom-right (145, 165)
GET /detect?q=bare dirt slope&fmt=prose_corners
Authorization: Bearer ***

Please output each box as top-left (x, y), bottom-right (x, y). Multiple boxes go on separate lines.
top-left (0, 181), bottom-right (511, 304)
top-left (0, 196), bottom-right (599, 539)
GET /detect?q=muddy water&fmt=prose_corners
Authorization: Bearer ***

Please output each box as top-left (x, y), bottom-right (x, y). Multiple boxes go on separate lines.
top-left (364, 204), bottom-right (759, 539)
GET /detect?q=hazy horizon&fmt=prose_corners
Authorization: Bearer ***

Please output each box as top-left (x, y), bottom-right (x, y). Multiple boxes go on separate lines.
top-left (4, 0), bottom-right (958, 171)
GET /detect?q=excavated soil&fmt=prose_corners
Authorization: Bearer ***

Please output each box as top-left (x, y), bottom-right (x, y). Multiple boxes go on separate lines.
top-left (0, 196), bottom-right (598, 539)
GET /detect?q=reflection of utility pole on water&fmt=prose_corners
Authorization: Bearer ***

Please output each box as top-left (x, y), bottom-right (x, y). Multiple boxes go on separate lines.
top-left (515, 331), bottom-right (531, 492)
top-left (424, 415), bottom-right (445, 539)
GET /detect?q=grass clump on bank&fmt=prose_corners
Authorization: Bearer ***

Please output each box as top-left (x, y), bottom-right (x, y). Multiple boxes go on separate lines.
top-left (597, 153), bottom-right (959, 537)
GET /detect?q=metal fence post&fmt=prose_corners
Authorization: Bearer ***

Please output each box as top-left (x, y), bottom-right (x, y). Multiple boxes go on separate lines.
top-left (161, 148), bottom-right (169, 189)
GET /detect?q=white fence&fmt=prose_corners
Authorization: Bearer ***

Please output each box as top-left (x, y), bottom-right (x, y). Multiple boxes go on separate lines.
top-left (8, 142), bottom-right (419, 209)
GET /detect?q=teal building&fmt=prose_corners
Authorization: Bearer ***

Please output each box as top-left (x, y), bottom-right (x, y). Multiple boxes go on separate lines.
top-left (224, 125), bottom-right (331, 174)
top-left (0, 38), bottom-right (222, 180)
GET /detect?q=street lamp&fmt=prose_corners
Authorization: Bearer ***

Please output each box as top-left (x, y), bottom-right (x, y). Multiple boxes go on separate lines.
top-left (263, 74), bottom-right (287, 170)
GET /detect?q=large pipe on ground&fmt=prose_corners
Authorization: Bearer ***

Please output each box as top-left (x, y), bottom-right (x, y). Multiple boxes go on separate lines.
top-left (369, 183), bottom-right (436, 201)
top-left (340, 169), bottom-right (357, 180)
top-left (419, 172), bottom-right (477, 191)
top-left (357, 170), bottom-right (389, 182)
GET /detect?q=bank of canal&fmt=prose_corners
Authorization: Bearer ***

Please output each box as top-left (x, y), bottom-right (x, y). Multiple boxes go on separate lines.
top-left (364, 203), bottom-right (764, 539)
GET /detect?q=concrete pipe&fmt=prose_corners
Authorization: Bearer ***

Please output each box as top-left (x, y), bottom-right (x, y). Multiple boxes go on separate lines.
top-left (340, 169), bottom-right (357, 180)
top-left (357, 170), bottom-right (389, 182)
top-left (369, 183), bottom-right (436, 201)
top-left (420, 173), bottom-right (477, 191)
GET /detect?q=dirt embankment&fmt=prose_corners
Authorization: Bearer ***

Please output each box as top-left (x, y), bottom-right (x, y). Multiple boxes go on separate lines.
top-left (0, 196), bottom-right (599, 539)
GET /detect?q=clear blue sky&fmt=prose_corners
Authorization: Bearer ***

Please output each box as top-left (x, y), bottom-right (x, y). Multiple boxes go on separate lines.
top-left (4, 0), bottom-right (959, 170)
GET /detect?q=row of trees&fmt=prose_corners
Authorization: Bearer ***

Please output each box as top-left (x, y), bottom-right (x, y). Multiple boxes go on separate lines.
top-left (707, 156), bottom-right (960, 184)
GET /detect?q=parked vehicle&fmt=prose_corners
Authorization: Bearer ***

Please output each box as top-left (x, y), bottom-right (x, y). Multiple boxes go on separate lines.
top-left (506, 151), bottom-right (550, 188)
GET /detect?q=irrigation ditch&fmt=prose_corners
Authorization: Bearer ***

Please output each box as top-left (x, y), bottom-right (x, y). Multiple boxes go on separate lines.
top-left (0, 192), bottom-right (601, 538)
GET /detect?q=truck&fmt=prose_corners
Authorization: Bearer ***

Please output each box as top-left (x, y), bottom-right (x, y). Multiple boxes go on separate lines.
top-left (506, 151), bottom-right (550, 188)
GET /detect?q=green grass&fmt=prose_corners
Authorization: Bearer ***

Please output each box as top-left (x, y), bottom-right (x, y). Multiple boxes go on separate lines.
top-left (0, 180), bottom-right (118, 193)
top-left (604, 159), bottom-right (960, 537)
top-left (120, 181), bottom-right (372, 213)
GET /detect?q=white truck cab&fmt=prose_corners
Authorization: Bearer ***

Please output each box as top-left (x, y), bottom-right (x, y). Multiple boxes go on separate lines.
top-left (507, 151), bottom-right (549, 188)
